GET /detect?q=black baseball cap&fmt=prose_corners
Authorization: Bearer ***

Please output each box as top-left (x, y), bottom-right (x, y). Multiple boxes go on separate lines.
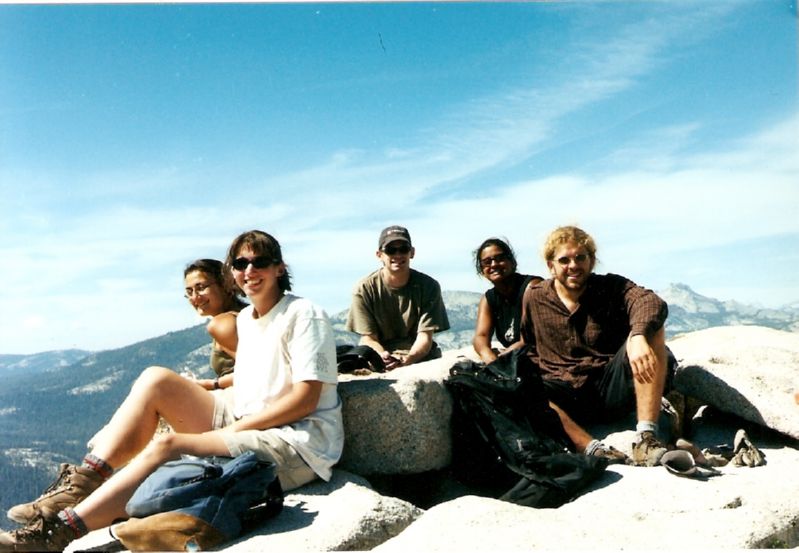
top-left (378, 225), bottom-right (412, 250)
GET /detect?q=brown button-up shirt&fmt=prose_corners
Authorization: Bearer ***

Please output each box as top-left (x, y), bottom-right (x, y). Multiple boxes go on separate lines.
top-left (520, 273), bottom-right (668, 389)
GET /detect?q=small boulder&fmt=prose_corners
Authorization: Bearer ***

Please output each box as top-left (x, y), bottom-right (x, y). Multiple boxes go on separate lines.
top-left (669, 326), bottom-right (799, 439)
top-left (337, 349), bottom-right (478, 475)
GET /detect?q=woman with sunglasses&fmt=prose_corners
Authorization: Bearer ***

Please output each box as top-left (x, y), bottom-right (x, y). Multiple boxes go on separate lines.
top-left (1, 230), bottom-right (343, 551)
top-left (183, 258), bottom-right (248, 391)
top-left (472, 237), bottom-right (542, 364)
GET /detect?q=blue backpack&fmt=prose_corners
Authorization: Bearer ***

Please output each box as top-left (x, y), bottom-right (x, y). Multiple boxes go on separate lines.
top-left (125, 451), bottom-right (282, 540)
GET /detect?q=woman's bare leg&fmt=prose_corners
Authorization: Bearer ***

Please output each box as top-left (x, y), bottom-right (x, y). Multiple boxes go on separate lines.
top-left (89, 366), bottom-right (218, 468)
top-left (75, 431), bottom-right (231, 530)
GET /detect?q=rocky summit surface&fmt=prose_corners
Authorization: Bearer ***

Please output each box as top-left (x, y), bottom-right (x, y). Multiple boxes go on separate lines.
top-left (68, 325), bottom-right (799, 552)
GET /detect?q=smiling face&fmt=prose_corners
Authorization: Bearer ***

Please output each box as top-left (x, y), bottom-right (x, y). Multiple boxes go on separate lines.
top-left (377, 240), bottom-right (415, 275)
top-left (231, 245), bottom-right (285, 306)
top-left (479, 244), bottom-right (516, 285)
top-left (547, 241), bottom-right (595, 293)
top-left (184, 270), bottom-right (227, 317)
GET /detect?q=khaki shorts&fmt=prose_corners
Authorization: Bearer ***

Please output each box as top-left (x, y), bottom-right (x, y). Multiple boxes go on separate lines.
top-left (212, 388), bottom-right (317, 492)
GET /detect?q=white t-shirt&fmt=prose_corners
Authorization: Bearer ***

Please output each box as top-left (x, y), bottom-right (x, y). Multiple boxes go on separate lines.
top-left (234, 294), bottom-right (343, 481)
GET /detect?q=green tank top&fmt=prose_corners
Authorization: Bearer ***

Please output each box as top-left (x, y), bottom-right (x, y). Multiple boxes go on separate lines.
top-left (209, 346), bottom-right (235, 378)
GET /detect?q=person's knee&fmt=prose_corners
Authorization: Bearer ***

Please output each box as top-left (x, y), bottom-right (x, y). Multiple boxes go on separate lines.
top-left (132, 366), bottom-right (177, 397)
top-left (135, 365), bottom-right (172, 384)
top-left (142, 433), bottom-right (181, 464)
top-left (646, 327), bottom-right (668, 371)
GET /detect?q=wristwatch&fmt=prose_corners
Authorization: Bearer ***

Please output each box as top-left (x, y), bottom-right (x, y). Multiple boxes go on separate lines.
top-left (213, 378), bottom-right (221, 390)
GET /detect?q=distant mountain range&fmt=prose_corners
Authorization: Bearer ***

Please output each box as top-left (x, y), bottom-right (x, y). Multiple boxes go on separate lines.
top-left (0, 349), bottom-right (91, 376)
top-left (0, 283), bottom-right (797, 528)
top-left (658, 283), bottom-right (799, 336)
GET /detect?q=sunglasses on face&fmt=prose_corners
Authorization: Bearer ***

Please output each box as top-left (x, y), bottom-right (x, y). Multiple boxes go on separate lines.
top-left (184, 282), bottom-right (212, 298)
top-left (231, 255), bottom-right (276, 271)
top-left (556, 254), bottom-right (589, 266)
top-left (480, 253), bottom-right (510, 269)
top-left (383, 244), bottom-right (411, 255)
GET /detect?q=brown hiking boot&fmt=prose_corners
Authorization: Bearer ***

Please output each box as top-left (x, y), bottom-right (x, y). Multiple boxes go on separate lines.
top-left (7, 464), bottom-right (103, 525)
top-left (0, 507), bottom-right (77, 552)
top-left (631, 431), bottom-right (668, 467)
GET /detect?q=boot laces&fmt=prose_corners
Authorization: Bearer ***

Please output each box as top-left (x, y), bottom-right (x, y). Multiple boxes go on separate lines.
top-left (39, 465), bottom-right (77, 499)
top-left (13, 508), bottom-right (70, 548)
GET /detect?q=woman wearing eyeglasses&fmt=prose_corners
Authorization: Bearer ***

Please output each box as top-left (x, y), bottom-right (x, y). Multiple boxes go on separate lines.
top-left (1, 229), bottom-right (343, 551)
top-left (183, 259), bottom-right (248, 391)
top-left (472, 238), bottom-right (542, 364)
top-left (87, 259), bottom-right (246, 447)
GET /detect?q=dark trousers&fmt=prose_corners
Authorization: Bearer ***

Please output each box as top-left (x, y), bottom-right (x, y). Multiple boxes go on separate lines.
top-left (542, 344), bottom-right (676, 425)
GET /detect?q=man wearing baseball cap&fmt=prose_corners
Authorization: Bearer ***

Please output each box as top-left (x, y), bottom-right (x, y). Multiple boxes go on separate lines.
top-left (346, 225), bottom-right (450, 370)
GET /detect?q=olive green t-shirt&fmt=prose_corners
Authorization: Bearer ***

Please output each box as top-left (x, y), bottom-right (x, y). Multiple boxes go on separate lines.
top-left (346, 268), bottom-right (450, 354)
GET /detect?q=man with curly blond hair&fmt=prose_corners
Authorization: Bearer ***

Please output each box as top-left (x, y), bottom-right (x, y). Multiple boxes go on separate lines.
top-left (520, 225), bottom-right (675, 467)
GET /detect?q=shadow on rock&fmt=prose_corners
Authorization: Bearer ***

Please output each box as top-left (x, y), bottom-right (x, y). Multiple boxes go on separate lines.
top-left (675, 365), bottom-right (766, 428)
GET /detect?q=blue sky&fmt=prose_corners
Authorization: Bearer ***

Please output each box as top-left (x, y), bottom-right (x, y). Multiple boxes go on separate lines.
top-left (1, 1), bottom-right (797, 354)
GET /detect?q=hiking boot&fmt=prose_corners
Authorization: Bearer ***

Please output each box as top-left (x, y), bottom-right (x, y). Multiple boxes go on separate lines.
top-left (631, 431), bottom-right (668, 467)
top-left (0, 507), bottom-right (76, 552)
top-left (590, 444), bottom-right (631, 465)
top-left (7, 464), bottom-right (102, 525)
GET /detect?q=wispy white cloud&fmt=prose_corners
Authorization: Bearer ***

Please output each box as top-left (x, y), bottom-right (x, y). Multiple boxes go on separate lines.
top-left (1, 1), bottom-right (791, 353)
top-left (418, 111), bottom-right (799, 302)
top-left (241, 2), bottom-right (739, 231)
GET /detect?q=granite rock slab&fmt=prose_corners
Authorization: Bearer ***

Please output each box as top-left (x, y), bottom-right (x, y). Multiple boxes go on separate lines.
top-left (669, 325), bottom-right (799, 439)
top-left (374, 425), bottom-right (799, 551)
top-left (67, 470), bottom-right (423, 552)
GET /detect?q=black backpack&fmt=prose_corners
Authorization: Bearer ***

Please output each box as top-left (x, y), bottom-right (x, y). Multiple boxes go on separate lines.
top-left (336, 344), bottom-right (386, 373)
top-left (446, 349), bottom-right (608, 508)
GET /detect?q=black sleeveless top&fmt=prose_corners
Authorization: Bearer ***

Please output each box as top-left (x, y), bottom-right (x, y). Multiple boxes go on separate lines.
top-left (484, 273), bottom-right (537, 348)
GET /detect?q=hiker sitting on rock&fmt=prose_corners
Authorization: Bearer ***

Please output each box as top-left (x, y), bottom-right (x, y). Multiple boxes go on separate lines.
top-left (86, 258), bottom-right (247, 449)
top-left (1, 230), bottom-right (344, 552)
top-left (183, 258), bottom-right (248, 390)
top-left (519, 225), bottom-right (676, 467)
top-left (472, 237), bottom-right (543, 364)
top-left (346, 225), bottom-right (450, 370)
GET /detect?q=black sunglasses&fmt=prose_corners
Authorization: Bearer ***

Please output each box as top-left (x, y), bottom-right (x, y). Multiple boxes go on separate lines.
top-left (383, 244), bottom-right (411, 255)
top-left (231, 255), bottom-right (276, 271)
top-left (480, 253), bottom-right (510, 268)
top-left (556, 254), bottom-right (589, 266)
